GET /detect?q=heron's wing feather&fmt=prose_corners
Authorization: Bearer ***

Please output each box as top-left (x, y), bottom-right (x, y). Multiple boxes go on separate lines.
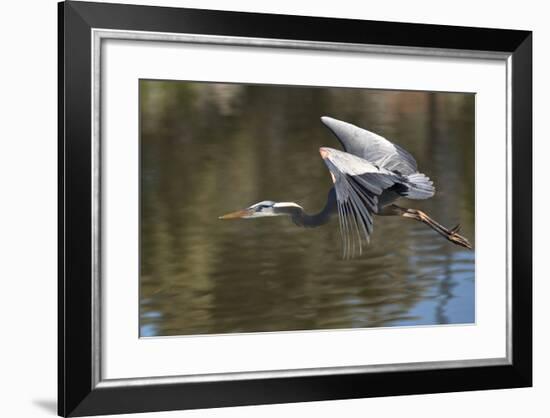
top-left (323, 150), bottom-right (402, 258)
top-left (321, 116), bottom-right (418, 175)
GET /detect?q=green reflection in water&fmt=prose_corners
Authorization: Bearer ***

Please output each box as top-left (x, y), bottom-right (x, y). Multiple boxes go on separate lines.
top-left (140, 80), bottom-right (475, 337)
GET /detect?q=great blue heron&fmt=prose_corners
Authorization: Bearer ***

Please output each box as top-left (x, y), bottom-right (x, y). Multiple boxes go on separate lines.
top-left (219, 116), bottom-right (472, 257)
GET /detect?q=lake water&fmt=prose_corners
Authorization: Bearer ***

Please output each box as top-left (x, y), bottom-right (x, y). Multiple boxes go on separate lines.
top-left (139, 81), bottom-right (475, 337)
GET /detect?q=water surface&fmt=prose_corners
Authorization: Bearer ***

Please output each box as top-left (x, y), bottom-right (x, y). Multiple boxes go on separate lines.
top-left (139, 81), bottom-right (475, 337)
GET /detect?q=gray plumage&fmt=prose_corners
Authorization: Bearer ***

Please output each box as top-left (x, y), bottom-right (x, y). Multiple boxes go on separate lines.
top-left (319, 117), bottom-right (435, 258)
top-left (321, 116), bottom-right (418, 176)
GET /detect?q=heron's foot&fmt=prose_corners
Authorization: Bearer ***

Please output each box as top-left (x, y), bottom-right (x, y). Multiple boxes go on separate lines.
top-left (395, 206), bottom-right (473, 250)
top-left (446, 226), bottom-right (473, 250)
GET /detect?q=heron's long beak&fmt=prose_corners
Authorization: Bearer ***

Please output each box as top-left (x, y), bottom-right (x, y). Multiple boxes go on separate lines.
top-left (218, 208), bottom-right (254, 220)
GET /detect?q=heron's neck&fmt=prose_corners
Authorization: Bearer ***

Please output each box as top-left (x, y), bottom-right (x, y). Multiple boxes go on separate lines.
top-left (289, 188), bottom-right (337, 228)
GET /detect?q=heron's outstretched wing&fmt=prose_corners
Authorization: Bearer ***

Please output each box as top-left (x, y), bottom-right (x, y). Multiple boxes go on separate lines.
top-left (321, 116), bottom-right (418, 176)
top-left (320, 147), bottom-right (404, 258)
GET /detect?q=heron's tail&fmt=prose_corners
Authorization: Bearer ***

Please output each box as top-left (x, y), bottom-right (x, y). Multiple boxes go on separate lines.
top-left (404, 172), bottom-right (435, 199)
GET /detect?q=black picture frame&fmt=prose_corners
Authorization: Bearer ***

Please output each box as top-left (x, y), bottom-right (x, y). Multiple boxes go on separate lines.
top-left (58, 1), bottom-right (532, 416)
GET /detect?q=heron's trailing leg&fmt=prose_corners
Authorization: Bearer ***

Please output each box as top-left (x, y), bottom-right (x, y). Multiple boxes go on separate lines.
top-left (385, 204), bottom-right (472, 249)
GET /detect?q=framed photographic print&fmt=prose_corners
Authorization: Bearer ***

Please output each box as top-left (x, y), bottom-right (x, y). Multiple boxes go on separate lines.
top-left (58, 1), bottom-right (532, 416)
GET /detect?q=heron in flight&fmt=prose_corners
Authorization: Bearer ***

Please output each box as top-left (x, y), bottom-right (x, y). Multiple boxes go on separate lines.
top-left (219, 116), bottom-right (472, 257)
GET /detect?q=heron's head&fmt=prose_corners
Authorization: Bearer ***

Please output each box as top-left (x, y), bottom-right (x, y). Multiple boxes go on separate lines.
top-left (219, 201), bottom-right (302, 220)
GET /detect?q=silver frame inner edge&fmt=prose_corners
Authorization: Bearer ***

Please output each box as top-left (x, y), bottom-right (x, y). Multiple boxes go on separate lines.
top-left (91, 28), bottom-right (513, 389)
